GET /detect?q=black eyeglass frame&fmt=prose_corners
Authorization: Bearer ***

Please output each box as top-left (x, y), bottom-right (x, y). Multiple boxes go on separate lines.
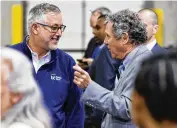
top-left (37, 22), bottom-right (66, 33)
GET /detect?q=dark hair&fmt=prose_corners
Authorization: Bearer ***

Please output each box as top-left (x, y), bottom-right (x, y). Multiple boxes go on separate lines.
top-left (92, 7), bottom-right (111, 19)
top-left (135, 49), bottom-right (177, 122)
top-left (106, 9), bottom-right (147, 45)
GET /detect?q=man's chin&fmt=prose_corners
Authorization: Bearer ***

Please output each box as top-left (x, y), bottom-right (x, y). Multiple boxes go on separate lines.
top-left (111, 53), bottom-right (122, 60)
top-left (111, 53), bottom-right (117, 59)
top-left (49, 44), bottom-right (58, 50)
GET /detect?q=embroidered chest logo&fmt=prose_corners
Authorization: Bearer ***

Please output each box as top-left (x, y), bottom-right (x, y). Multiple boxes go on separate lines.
top-left (51, 74), bottom-right (62, 81)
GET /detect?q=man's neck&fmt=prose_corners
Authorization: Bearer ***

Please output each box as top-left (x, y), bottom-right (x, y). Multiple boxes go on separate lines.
top-left (122, 45), bottom-right (136, 59)
top-left (141, 106), bottom-right (161, 128)
top-left (147, 36), bottom-right (156, 44)
top-left (28, 37), bottom-right (49, 59)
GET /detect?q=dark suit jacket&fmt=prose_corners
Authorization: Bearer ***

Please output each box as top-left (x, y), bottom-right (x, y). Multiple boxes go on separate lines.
top-left (151, 43), bottom-right (168, 54)
top-left (84, 37), bottom-right (102, 58)
top-left (89, 45), bottom-right (121, 90)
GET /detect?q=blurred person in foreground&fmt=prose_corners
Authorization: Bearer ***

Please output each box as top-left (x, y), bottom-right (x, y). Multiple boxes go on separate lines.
top-left (1, 47), bottom-right (51, 128)
top-left (132, 50), bottom-right (177, 128)
top-left (84, 7), bottom-right (121, 128)
top-left (138, 8), bottom-right (167, 53)
top-left (73, 9), bottom-right (152, 128)
top-left (10, 3), bottom-right (84, 128)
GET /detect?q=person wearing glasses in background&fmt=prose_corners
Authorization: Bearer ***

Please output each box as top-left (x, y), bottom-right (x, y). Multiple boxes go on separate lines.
top-left (10, 3), bottom-right (84, 128)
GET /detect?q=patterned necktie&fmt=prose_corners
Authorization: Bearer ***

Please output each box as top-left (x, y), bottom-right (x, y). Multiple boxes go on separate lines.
top-left (118, 62), bottom-right (125, 77)
top-left (102, 62), bottom-right (125, 121)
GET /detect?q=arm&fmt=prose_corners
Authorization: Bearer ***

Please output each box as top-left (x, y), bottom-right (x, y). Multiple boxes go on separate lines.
top-left (81, 79), bottom-right (133, 121)
top-left (73, 64), bottom-right (139, 121)
top-left (65, 84), bottom-right (85, 128)
top-left (65, 60), bottom-right (85, 128)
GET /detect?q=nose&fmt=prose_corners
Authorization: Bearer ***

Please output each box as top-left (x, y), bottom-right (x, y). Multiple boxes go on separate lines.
top-left (92, 31), bottom-right (96, 36)
top-left (55, 28), bottom-right (62, 36)
top-left (92, 28), bottom-right (97, 36)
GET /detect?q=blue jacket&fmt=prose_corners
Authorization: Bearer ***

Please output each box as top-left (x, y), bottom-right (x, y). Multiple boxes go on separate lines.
top-left (152, 43), bottom-right (168, 54)
top-left (10, 37), bottom-right (85, 128)
top-left (89, 45), bottom-right (120, 91)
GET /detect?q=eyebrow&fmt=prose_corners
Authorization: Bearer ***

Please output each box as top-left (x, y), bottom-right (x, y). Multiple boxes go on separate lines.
top-left (50, 23), bottom-right (64, 26)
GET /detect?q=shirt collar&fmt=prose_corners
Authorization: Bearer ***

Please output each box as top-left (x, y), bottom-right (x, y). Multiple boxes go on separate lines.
top-left (99, 43), bottom-right (105, 49)
top-left (122, 45), bottom-right (142, 69)
top-left (22, 35), bottom-right (58, 63)
top-left (26, 36), bottom-right (51, 60)
top-left (146, 39), bottom-right (157, 51)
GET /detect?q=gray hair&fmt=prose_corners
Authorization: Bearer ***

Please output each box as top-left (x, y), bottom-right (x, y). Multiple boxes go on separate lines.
top-left (106, 9), bottom-right (147, 45)
top-left (27, 3), bottom-right (61, 34)
top-left (92, 7), bottom-right (111, 19)
top-left (1, 47), bottom-right (51, 128)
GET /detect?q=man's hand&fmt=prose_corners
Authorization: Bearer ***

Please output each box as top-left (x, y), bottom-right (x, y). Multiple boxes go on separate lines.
top-left (73, 65), bottom-right (92, 88)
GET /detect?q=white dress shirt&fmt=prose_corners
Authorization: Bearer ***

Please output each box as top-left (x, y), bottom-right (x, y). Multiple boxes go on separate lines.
top-left (27, 45), bottom-right (51, 73)
top-left (146, 39), bottom-right (157, 51)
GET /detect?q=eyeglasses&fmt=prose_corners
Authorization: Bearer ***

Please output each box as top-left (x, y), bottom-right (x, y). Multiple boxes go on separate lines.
top-left (37, 22), bottom-right (66, 33)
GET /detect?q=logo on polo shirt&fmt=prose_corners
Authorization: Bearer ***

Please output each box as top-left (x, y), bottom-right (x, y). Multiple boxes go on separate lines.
top-left (51, 74), bottom-right (62, 81)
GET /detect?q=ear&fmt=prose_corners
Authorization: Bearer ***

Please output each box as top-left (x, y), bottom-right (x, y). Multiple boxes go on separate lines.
top-left (121, 32), bottom-right (129, 45)
top-left (153, 24), bottom-right (159, 35)
top-left (11, 92), bottom-right (23, 105)
top-left (31, 23), bottom-right (39, 35)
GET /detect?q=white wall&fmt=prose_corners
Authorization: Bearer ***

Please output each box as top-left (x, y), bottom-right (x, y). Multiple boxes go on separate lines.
top-left (154, 1), bottom-right (177, 47)
top-left (85, 1), bottom-right (144, 48)
top-left (26, 1), bottom-right (144, 60)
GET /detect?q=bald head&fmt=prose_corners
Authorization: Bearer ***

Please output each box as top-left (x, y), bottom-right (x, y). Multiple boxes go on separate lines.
top-left (138, 9), bottom-right (159, 43)
top-left (138, 9), bottom-right (158, 25)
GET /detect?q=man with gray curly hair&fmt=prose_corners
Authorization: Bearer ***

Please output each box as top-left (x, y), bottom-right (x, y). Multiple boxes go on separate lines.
top-left (73, 9), bottom-right (152, 128)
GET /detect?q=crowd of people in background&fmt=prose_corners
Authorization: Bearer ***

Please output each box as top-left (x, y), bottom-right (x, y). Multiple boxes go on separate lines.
top-left (1, 2), bottom-right (177, 128)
